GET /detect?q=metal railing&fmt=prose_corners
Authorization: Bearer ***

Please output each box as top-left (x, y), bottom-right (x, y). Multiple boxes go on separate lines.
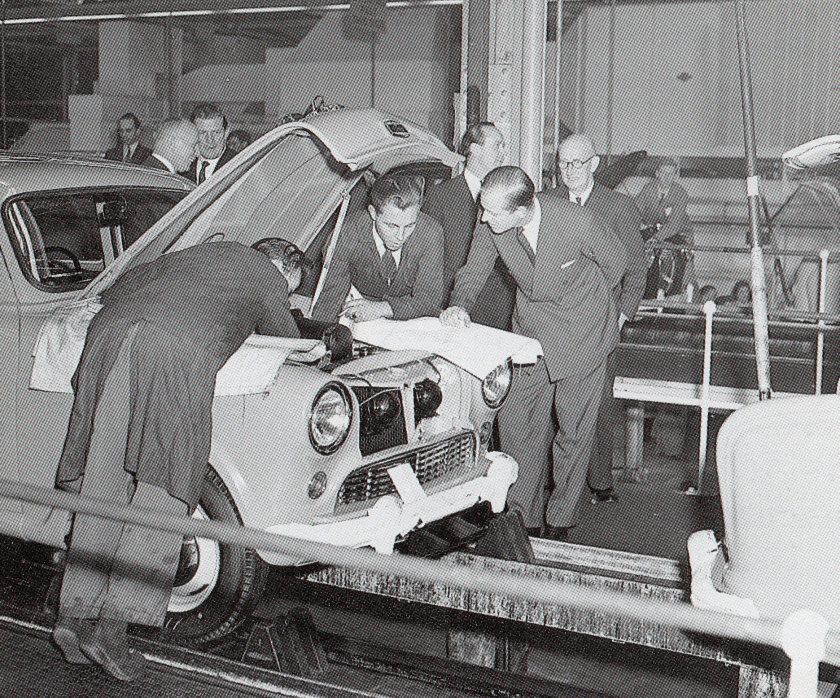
top-left (0, 478), bottom-right (836, 698)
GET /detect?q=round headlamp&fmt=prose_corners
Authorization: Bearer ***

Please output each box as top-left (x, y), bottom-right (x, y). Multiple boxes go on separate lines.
top-left (309, 383), bottom-right (352, 454)
top-left (482, 360), bottom-right (513, 408)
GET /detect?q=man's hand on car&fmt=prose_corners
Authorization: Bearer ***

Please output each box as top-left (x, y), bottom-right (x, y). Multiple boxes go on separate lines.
top-left (439, 306), bottom-right (471, 328)
top-left (340, 298), bottom-right (393, 323)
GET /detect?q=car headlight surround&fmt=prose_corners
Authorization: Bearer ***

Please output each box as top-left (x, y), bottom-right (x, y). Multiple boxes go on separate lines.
top-left (482, 359), bottom-right (513, 408)
top-left (309, 382), bottom-right (353, 455)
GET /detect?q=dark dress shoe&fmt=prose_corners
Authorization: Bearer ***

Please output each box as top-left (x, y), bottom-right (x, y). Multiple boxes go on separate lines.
top-left (80, 619), bottom-right (147, 682)
top-left (590, 488), bottom-right (618, 504)
top-left (542, 525), bottom-right (571, 542)
top-left (53, 616), bottom-right (94, 664)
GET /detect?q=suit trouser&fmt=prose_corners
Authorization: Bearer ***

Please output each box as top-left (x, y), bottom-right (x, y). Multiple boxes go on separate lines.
top-left (59, 335), bottom-right (188, 627)
top-left (499, 359), bottom-right (606, 529)
top-left (587, 349), bottom-right (618, 492)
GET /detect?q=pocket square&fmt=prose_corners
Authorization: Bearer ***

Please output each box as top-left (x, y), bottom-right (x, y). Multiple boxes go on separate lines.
top-left (560, 258), bottom-right (577, 270)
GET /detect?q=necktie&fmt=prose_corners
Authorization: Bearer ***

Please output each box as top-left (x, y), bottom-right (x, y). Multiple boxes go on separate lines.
top-left (515, 229), bottom-right (535, 266)
top-left (198, 160), bottom-right (209, 184)
top-left (123, 145), bottom-right (130, 162)
top-left (381, 249), bottom-right (397, 286)
top-left (575, 196), bottom-right (583, 206)
top-left (658, 191), bottom-right (665, 204)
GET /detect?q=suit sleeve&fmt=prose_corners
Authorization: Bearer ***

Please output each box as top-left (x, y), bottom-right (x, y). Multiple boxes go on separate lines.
top-left (257, 271), bottom-right (301, 338)
top-left (310, 226), bottom-right (354, 322)
top-left (384, 218), bottom-right (445, 320)
top-left (582, 208), bottom-right (626, 291)
top-left (658, 184), bottom-right (692, 241)
top-left (614, 198), bottom-right (646, 320)
top-left (449, 223), bottom-right (498, 313)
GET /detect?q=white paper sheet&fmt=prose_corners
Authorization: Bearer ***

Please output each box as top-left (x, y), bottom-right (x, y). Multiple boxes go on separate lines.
top-left (351, 317), bottom-right (543, 379)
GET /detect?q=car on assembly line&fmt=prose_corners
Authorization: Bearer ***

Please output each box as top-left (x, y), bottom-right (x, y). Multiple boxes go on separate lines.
top-left (0, 109), bottom-right (521, 647)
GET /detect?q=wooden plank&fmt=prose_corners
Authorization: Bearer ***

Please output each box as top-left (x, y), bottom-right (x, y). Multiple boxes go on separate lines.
top-left (301, 550), bottom-right (751, 666)
top-left (529, 538), bottom-right (683, 586)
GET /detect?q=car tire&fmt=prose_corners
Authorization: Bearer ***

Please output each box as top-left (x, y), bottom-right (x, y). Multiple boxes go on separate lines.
top-left (162, 465), bottom-right (268, 646)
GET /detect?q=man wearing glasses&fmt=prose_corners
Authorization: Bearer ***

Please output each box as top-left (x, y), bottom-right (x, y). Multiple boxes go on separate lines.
top-left (441, 166), bottom-right (626, 542)
top-left (554, 134), bottom-right (646, 505)
top-left (52, 238), bottom-right (307, 681)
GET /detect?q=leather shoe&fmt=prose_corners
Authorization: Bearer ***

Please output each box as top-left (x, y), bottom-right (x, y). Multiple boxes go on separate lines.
top-left (590, 488), bottom-right (618, 504)
top-left (53, 616), bottom-right (94, 665)
top-left (542, 525), bottom-right (571, 542)
top-left (80, 619), bottom-right (147, 682)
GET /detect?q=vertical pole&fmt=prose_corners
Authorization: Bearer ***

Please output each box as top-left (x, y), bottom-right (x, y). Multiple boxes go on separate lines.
top-left (0, 1), bottom-right (6, 149)
top-left (520, 1), bottom-right (547, 189)
top-left (734, 0), bottom-right (772, 400)
top-left (551, 0), bottom-right (563, 187)
top-left (814, 249), bottom-right (829, 394)
top-left (605, 0), bottom-right (616, 166)
top-left (695, 300), bottom-right (716, 495)
top-left (457, 0), bottom-right (470, 150)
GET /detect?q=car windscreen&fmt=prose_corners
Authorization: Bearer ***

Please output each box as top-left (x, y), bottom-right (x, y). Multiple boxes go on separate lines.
top-left (4, 187), bottom-right (188, 292)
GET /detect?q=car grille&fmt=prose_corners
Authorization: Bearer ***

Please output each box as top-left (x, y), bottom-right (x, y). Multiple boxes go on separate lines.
top-left (337, 432), bottom-right (475, 506)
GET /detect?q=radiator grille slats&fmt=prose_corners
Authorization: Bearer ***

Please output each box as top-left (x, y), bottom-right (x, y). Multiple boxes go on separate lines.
top-left (337, 432), bottom-right (475, 506)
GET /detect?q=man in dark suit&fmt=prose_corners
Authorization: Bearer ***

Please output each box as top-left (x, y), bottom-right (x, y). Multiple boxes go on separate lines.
top-left (183, 102), bottom-right (236, 183)
top-left (442, 166), bottom-right (626, 541)
top-left (104, 113), bottom-right (153, 164)
top-left (311, 172), bottom-right (444, 323)
top-left (141, 119), bottom-right (198, 175)
top-left (422, 122), bottom-right (516, 329)
top-left (554, 134), bottom-right (646, 504)
top-left (52, 239), bottom-right (306, 681)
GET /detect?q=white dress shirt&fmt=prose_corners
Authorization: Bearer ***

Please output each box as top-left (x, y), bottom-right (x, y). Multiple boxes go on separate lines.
top-left (519, 199), bottom-right (541, 256)
top-left (463, 168), bottom-right (482, 202)
top-left (371, 224), bottom-right (402, 267)
top-left (568, 183), bottom-right (594, 206)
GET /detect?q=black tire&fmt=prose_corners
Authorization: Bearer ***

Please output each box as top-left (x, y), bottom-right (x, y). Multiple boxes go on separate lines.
top-left (162, 465), bottom-right (268, 646)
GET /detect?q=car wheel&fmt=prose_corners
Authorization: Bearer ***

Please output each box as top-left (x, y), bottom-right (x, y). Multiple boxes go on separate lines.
top-left (162, 465), bottom-right (268, 646)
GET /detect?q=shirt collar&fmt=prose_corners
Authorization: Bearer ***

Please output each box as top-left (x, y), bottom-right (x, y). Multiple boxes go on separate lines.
top-left (520, 199), bottom-right (541, 253)
top-left (371, 222), bottom-right (402, 267)
top-left (151, 153), bottom-right (176, 173)
top-left (568, 183), bottom-right (594, 206)
top-left (462, 168), bottom-right (482, 201)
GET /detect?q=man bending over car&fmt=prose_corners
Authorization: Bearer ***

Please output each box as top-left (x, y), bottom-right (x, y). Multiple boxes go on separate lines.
top-left (52, 238), bottom-right (309, 681)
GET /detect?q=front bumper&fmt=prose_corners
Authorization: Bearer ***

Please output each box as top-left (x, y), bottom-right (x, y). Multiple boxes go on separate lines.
top-left (259, 451), bottom-right (518, 566)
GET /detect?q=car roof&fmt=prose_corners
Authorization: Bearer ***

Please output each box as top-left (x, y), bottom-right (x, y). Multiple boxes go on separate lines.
top-left (0, 153), bottom-right (194, 195)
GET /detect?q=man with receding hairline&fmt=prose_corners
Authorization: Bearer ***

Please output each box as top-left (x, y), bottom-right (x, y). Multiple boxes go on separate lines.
top-left (441, 166), bottom-right (626, 541)
top-left (554, 134), bottom-right (645, 503)
top-left (105, 113), bottom-right (152, 164)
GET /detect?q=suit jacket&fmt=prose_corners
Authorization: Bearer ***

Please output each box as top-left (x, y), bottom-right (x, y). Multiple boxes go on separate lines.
top-left (450, 192), bottom-right (626, 381)
top-left (635, 179), bottom-right (693, 243)
top-left (57, 241), bottom-right (300, 508)
top-left (554, 182), bottom-right (646, 321)
top-left (423, 174), bottom-right (516, 330)
top-left (105, 143), bottom-right (153, 164)
top-left (311, 209), bottom-right (445, 322)
top-left (182, 147), bottom-right (237, 183)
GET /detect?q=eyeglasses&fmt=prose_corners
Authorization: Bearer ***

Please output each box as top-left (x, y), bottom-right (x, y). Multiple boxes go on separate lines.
top-left (557, 155), bottom-right (595, 171)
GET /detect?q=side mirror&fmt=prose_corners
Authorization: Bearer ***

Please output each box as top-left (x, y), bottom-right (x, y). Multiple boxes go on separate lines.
top-left (98, 198), bottom-right (127, 226)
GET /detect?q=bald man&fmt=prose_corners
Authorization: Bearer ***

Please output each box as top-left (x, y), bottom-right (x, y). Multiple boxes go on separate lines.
top-left (142, 119), bottom-right (199, 175)
top-left (554, 134), bottom-right (645, 503)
